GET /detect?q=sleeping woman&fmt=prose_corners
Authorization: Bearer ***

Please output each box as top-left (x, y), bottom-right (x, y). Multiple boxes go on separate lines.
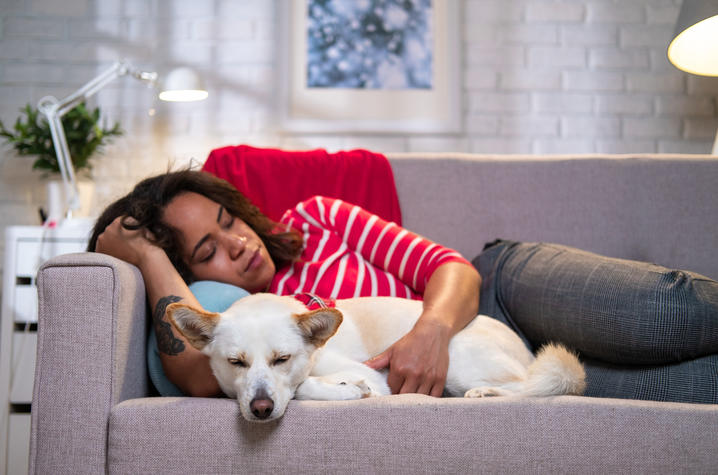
top-left (89, 169), bottom-right (718, 403)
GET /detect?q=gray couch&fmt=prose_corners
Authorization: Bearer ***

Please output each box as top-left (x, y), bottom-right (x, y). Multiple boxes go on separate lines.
top-left (31, 154), bottom-right (718, 474)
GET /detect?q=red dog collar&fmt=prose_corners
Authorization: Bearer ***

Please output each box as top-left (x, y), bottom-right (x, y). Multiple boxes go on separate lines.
top-left (293, 293), bottom-right (336, 310)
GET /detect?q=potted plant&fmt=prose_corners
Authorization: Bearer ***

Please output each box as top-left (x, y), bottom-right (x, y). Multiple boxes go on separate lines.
top-left (0, 102), bottom-right (122, 176)
top-left (0, 102), bottom-right (122, 220)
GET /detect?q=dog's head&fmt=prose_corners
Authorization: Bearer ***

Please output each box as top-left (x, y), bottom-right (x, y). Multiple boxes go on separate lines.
top-left (166, 293), bottom-right (342, 422)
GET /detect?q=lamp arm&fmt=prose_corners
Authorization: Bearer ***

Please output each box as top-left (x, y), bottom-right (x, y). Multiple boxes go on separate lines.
top-left (45, 113), bottom-right (77, 213)
top-left (57, 61), bottom-right (130, 116)
top-left (37, 61), bottom-right (157, 220)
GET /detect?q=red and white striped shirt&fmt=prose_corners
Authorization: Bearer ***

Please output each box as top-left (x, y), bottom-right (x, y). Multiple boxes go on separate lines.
top-left (268, 196), bottom-right (470, 300)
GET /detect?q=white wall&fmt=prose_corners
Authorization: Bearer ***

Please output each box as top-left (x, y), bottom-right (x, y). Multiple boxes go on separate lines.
top-left (1, 0), bottom-right (717, 278)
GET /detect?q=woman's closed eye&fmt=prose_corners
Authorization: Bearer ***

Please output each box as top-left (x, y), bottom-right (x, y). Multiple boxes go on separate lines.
top-left (192, 211), bottom-right (240, 264)
top-left (222, 216), bottom-right (235, 229)
top-left (198, 244), bottom-right (216, 263)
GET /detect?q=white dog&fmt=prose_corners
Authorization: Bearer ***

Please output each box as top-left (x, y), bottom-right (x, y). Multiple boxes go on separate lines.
top-left (167, 293), bottom-right (585, 423)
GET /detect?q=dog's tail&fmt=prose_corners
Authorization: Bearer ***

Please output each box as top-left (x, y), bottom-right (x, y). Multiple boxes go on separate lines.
top-left (521, 343), bottom-right (586, 397)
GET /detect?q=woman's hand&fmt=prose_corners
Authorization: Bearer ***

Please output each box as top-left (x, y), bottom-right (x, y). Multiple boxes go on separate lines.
top-left (94, 216), bottom-right (161, 267)
top-left (96, 215), bottom-right (222, 397)
top-left (365, 314), bottom-right (451, 397)
top-left (365, 261), bottom-right (481, 397)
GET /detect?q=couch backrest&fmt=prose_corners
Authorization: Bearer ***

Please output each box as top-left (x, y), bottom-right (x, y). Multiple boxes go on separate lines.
top-left (388, 154), bottom-right (718, 280)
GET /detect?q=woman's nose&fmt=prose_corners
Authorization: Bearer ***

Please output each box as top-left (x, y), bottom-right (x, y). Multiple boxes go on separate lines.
top-left (223, 234), bottom-right (247, 260)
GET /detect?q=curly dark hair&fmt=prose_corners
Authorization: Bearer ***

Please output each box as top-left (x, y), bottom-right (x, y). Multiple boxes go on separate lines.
top-left (88, 169), bottom-right (303, 284)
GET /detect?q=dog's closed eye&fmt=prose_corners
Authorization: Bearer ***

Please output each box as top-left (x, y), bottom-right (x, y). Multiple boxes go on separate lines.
top-left (272, 355), bottom-right (291, 366)
top-left (228, 358), bottom-right (248, 367)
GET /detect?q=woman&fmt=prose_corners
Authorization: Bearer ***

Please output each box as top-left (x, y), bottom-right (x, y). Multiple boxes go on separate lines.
top-left (90, 169), bottom-right (481, 397)
top-left (92, 169), bottom-right (718, 403)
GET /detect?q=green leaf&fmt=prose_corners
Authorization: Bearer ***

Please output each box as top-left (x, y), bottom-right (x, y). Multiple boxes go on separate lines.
top-left (0, 101), bottom-right (124, 174)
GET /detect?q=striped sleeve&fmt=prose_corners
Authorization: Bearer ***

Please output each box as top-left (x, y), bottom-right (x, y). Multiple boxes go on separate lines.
top-left (288, 196), bottom-right (470, 295)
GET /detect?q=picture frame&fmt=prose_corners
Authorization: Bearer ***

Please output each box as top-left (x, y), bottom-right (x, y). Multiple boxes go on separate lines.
top-left (278, 0), bottom-right (461, 134)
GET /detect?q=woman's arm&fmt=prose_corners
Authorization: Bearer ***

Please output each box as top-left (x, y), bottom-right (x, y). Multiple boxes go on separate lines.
top-left (365, 260), bottom-right (481, 396)
top-left (94, 216), bottom-right (221, 397)
top-left (286, 196), bottom-right (482, 396)
top-left (286, 196), bottom-right (469, 297)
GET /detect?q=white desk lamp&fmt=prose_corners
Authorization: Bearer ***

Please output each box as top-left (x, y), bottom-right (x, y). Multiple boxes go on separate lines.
top-left (37, 60), bottom-right (207, 222)
top-left (667, 0), bottom-right (718, 153)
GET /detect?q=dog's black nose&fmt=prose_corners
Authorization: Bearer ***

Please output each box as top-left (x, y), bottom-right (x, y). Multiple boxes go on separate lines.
top-left (250, 397), bottom-right (274, 419)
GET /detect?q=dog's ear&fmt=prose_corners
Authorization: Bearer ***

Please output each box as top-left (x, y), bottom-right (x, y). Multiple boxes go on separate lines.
top-left (293, 308), bottom-right (343, 347)
top-left (166, 302), bottom-right (220, 350)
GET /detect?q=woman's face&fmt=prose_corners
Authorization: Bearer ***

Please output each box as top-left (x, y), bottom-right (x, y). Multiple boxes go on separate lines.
top-left (162, 191), bottom-right (276, 293)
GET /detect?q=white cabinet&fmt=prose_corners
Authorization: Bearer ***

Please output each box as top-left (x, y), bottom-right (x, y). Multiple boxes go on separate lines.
top-left (0, 222), bottom-right (91, 475)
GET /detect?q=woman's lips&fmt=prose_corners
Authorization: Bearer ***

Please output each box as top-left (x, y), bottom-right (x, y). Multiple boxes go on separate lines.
top-left (244, 248), bottom-right (262, 273)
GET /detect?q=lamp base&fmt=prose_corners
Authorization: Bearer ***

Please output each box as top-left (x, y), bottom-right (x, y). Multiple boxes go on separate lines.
top-left (45, 180), bottom-right (95, 224)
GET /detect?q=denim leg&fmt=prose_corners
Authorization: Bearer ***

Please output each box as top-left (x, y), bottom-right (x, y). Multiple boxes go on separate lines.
top-left (583, 354), bottom-right (718, 404)
top-left (495, 242), bottom-right (718, 365)
top-left (472, 240), bottom-right (718, 403)
top-left (473, 240), bottom-right (533, 351)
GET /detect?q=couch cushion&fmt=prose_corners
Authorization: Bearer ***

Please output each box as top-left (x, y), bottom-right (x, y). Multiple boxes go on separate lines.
top-left (389, 154), bottom-right (718, 281)
top-left (108, 395), bottom-right (718, 474)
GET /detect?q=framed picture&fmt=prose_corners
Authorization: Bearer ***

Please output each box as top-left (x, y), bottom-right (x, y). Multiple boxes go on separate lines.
top-left (279, 0), bottom-right (461, 134)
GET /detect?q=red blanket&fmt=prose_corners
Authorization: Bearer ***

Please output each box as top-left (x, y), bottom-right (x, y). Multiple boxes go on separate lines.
top-left (202, 145), bottom-right (402, 225)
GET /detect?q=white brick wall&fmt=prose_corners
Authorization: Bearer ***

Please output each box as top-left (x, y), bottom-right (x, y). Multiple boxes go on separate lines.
top-left (1, 0), bottom-right (718, 284)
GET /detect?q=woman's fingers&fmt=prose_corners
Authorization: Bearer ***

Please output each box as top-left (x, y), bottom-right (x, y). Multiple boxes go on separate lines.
top-left (95, 215), bottom-right (158, 266)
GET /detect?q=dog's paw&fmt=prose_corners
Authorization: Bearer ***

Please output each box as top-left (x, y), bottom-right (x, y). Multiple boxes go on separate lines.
top-left (320, 374), bottom-right (378, 399)
top-left (296, 374), bottom-right (383, 401)
top-left (464, 386), bottom-right (502, 398)
top-left (353, 380), bottom-right (373, 399)
top-left (333, 379), bottom-right (374, 399)
top-left (318, 379), bottom-right (368, 400)
top-left (344, 379), bottom-right (387, 398)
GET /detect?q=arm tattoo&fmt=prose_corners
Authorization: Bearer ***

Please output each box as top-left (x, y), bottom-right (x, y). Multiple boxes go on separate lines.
top-left (153, 295), bottom-right (186, 356)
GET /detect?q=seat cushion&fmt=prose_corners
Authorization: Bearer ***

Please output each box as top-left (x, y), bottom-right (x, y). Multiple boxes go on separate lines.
top-left (107, 395), bottom-right (718, 474)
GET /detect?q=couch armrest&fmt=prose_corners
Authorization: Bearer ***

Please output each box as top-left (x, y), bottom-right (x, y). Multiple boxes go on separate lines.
top-left (30, 252), bottom-right (148, 475)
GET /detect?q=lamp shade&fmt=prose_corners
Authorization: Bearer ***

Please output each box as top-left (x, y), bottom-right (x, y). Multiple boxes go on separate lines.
top-left (159, 67), bottom-right (208, 102)
top-left (667, 0), bottom-right (718, 76)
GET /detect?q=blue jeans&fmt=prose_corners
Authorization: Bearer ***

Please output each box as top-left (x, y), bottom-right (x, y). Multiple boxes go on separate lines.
top-left (474, 240), bottom-right (718, 403)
